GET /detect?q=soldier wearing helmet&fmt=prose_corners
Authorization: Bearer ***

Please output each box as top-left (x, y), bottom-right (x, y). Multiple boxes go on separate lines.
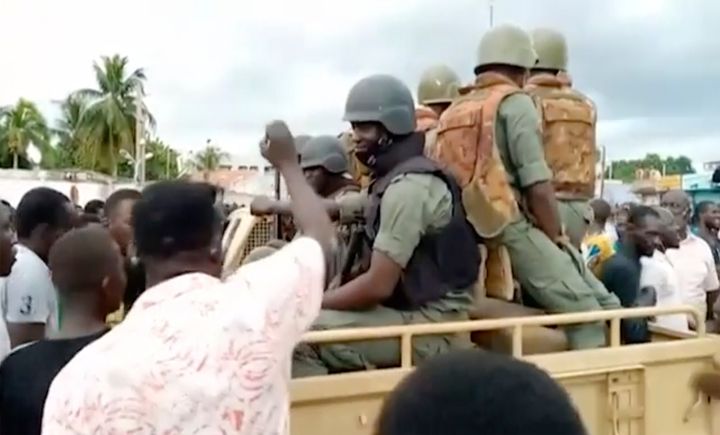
top-left (432, 24), bottom-right (620, 350)
top-left (292, 74), bottom-right (480, 377)
top-left (526, 28), bottom-right (599, 251)
top-left (250, 135), bottom-right (360, 260)
top-left (415, 64), bottom-right (461, 132)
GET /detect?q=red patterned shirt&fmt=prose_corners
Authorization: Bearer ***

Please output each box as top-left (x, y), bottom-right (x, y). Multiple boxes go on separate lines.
top-left (42, 237), bottom-right (324, 434)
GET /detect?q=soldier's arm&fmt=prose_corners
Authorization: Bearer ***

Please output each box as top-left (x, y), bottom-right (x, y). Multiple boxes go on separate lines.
top-left (502, 94), bottom-right (562, 240)
top-left (323, 175), bottom-right (447, 310)
top-left (250, 191), bottom-right (367, 223)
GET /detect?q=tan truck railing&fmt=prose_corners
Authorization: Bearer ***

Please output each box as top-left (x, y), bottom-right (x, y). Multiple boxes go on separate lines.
top-left (302, 305), bottom-right (705, 365)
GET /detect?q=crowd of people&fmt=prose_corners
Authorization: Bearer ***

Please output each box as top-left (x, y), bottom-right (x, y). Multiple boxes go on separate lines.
top-left (0, 22), bottom-right (716, 435)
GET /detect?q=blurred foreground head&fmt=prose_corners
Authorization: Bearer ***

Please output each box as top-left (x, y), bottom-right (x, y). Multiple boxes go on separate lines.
top-left (376, 349), bottom-right (587, 435)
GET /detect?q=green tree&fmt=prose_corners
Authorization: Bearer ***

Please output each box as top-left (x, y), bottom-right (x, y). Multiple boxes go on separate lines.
top-left (193, 144), bottom-right (228, 179)
top-left (606, 153), bottom-right (696, 182)
top-left (0, 99), bottom-right (50, 168)
top-left (146, 137), bottom-right (179, 180)
top-left (75, 54), bottom-right (154, 176)
top-left (51, 94), bottom-right (89, 169)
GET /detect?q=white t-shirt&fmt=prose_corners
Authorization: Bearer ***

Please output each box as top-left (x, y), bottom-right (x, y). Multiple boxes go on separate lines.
top-left (640, 251), bottom-right (689, 332)
top-left (666, 233), bottom-right (720, 310)
top-left (2, 244), bottom-right (58, 334)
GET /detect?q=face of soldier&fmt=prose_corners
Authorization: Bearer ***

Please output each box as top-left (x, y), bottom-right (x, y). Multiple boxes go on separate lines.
top-left (427, 103), bottom-right (451, 117)
top-left (302, 167), bottom-right (326, 195)
top-left (350, 122), bottom-right (387, 167)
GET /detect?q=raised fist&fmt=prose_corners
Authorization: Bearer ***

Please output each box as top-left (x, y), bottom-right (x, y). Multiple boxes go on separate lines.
top-left (260, 120), bottom-right (297, 168)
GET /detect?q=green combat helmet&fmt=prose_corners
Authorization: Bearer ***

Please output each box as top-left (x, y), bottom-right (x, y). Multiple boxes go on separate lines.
top-left (299, 135), bottom-right (349, 174)
top-left (294, 134), bottom-right (312, 156)
top-left (475, 24), bottom-right (537, 73)
top-left (530, 28), bottom-right (568, 71)
top-left (417, 65), bottom-right (461, 105)
top-left (343, 74), bottom-right (416, 135)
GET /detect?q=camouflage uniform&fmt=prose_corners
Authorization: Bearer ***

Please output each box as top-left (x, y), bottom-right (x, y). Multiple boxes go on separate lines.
top-left (434, 24), bottom-right (620, 349)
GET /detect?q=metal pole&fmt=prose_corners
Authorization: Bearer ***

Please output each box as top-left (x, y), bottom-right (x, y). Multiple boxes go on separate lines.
top-left (600, 145), bottom-right (606, 199)
top-left (134, 95), bottom-right (146, 186)
top-left (489, 0), bottom-right (494, 27)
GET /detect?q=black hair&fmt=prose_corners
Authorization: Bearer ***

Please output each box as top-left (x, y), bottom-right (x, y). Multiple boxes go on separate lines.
top-left (104, 189), bottom-right (142, 219)
top-left (628, 205), bottom-right (660, 227)
top-left (377, 349), bottom-right (587, 435)
top-left (49, 225), bottom-right (120, 295)
top-left (133, 181), bottom-right (221, 258)
top-left (692, 201), bottom-right (716, 225)
top-left (84, 199), bottom-right (105, 215)
top-left (589, 199), bottom-right (612, 225)
top-left (15, 187), bottom-right (72, 239)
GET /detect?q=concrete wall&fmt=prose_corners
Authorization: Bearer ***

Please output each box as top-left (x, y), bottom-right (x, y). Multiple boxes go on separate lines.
top-left (0, 169), bottom-right (136, 207)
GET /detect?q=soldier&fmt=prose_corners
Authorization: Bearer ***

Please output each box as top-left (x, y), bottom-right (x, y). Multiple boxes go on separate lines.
top-left (416, 64), bottom-right (461, 132)
top-left (250, 135), bottom-right (360, 274)
top-left (432, 24), bottom-right (620, 349)
top-left (526, 28), bottom-right (597, 250)
top-left (292, 74), bottom-right (480, 377)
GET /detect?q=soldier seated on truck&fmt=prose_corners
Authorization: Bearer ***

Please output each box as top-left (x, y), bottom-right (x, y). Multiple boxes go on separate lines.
top-left (430, 24), bottom-right (621, 350)
top-left (249, 135), bottom-right (360, 279)
top-left (292, 74), bottom-right (480, 377)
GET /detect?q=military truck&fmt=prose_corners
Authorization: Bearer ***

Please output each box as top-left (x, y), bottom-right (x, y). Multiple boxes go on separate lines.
top-left (223, 210), bottom-right (720, 435)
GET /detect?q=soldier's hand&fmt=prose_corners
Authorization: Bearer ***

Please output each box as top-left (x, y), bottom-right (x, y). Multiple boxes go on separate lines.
top-left (261, 120), bottom-right (297, 168)
top-left (250, 196), bottom-right (276, 216)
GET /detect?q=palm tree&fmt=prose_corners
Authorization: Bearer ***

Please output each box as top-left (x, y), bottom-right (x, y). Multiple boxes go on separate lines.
top-left (75, 54), bottom-right (154, 176)
top-left (193, 142), bottom-right (229, 180)
top-left (52, 94), bottom-right (89, 168)
top-left (0, 99), bottom-right (50, 169)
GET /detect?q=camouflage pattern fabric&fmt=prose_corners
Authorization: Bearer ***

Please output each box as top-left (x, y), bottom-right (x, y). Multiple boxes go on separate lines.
top-left (525, 73), bottom-right (597, 200)
top-left (431, 72), bottom-right (521, 239)
top-left (415, 106), bottom-right (439, 132)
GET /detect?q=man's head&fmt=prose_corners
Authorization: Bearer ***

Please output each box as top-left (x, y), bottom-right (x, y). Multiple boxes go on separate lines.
top-left (104, 189), bottom-right (142, 255)
top-left (625, 205), bottom-right (662, 257)
top-left (529, 28), bottom-right (568, 76)
top-left (474, 24), bottom-right (537, 86)
top-left (376, 349), bottom-right (587, 435)
top-left (83, 199), bottom-right (105, 218)
top-left (49, 226), bottom-right (126, 317)
top-left (653, 206), bottom-right (680, 250)
top-left (660, 189), bottom-right (691, 227)
top-left (614, 202), bottom-right (635, 240)
top-left (694, 201), bottom-right (720, 232)
top-left (15, 187), bottom-right (77, 261)
top-left (299, 135), bottom-right (351, 195)
top-left (133, 181), bottom-right (223, 284)
top-left (417, 64), bottom-right (461, 117)
top-left (589, 198), bottom-right (612, 226)
top-left (343, 74), bottom-right (416, 169)
top-left (0, 203), bottom-right (16, 277)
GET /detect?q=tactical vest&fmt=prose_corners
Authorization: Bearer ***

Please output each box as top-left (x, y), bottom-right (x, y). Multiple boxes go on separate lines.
top-left (525, 74), bottom-right (597, 200)
top-left (364, 138), bottom-right (479, 310)
top-left (430, 72), bottom-right (521, 239)
top-left (415, 106), bottom-right (439, 132)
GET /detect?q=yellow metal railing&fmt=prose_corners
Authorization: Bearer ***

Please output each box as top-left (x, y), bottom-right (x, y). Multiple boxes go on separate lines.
top-left (302, 305), bottom-right (705, 365)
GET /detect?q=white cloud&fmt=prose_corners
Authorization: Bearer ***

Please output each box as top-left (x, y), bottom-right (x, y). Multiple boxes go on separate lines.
top-left (1, 0), bottom-right (718, 169)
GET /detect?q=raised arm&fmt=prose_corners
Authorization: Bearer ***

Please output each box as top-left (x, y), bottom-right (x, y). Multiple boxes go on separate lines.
top-left (261, 121), bottom-right (336, 259)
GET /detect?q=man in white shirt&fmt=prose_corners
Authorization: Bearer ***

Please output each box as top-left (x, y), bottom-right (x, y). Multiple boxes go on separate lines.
top-left (43, 121), bottom-right (336, 434)
top-left (640, 207), bottom-right (689, 332)
top-left (3, 188), bottom-right (77, 347)
top-left (0, 203), bottom-right (17, 360)
top-left (661, 190), bottom-right (720, 328)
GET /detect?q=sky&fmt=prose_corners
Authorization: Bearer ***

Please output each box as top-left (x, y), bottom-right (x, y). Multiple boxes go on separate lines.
top-left (1, 0), bottom-right (719, 168)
